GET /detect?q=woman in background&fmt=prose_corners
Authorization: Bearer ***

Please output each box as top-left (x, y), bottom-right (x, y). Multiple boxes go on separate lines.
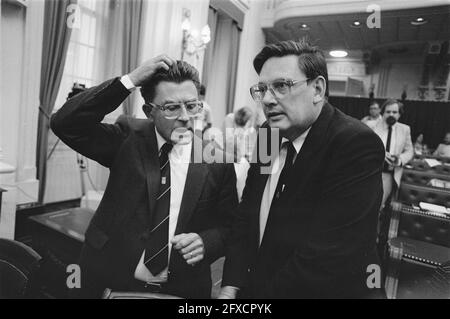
top-left (413, 133), bottom-right (429, 155)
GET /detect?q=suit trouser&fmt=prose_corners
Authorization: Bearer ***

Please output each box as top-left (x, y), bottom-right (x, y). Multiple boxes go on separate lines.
top-left (381, 172), bottom-right (395, 209)
top-left (378, 172), bottom-right (397, 266)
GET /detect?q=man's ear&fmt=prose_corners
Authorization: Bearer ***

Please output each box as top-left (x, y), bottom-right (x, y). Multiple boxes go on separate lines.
top-left (313, 76), bottom-right (326, 104)
top-left (142, 103), bottom-right (153, 119)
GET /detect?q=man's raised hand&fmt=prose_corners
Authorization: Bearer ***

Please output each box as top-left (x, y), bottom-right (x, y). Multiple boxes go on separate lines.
top-left (128, 55), bottom-right (176, 87)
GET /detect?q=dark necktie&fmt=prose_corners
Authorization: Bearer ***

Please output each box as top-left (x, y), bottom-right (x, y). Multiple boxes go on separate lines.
top-left (383, 126), bottom-right (394, 172)
top-left (272, 141), bottom-right (296, 204)
top-left (144, 142), bottom-right (173, 275)
top-left (386, 126), bottom-right (392, 153)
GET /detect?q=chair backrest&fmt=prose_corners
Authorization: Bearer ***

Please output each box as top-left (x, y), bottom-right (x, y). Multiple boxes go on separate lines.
top-left (394, 204), bottom-right (450, 247)
top-left (414, 154), bottom-right (450, 164)
top-left (401, 169), bottom-right (450, 186)
top-left (408, 160), bottom-right (450, 175)
top-left (398, 183), bottom-right (450, 208)
top-left (0, 239), bottom-right (41, 299)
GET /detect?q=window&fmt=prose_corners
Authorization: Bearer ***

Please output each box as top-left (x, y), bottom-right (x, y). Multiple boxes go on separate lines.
top-left (53, 0), bottom-right (107, 111)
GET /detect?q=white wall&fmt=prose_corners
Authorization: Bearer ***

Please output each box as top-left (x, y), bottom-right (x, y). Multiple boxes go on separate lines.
top-left (328, 59), bottom-right (368, 96)
top-left (372, 55), bottom-right (440, 100)
top-left (326, 53), bottom-right (445, 100)
top-left (0, 0), bottom-right (44, 238)
top-left (1, 2), bottom-right (25, 169)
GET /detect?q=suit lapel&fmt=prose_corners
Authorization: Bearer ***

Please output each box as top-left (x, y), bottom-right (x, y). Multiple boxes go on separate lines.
top-left (174, 141), bottom-right (209, 234)
top-left (137, 123), bottom-right (161, 219)
top-left (284, 102), bottom-right (335, 198)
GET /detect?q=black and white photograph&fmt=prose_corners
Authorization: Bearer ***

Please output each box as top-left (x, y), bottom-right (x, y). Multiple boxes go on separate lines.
top-left (0, 0), bottom-right (449, 301)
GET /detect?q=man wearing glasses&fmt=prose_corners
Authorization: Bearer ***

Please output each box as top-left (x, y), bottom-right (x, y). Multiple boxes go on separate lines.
top-left (51, 56), bottom-right (238, 298)
top-left (219, 40), bottom-right (385, 298)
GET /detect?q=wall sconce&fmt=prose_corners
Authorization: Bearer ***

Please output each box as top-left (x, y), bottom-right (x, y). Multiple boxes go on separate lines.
top-left (181, 8), bottom-right (211, 60)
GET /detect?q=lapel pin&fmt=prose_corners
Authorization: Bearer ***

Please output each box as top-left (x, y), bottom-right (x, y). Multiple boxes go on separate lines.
top-left (162, 177), bottom-right (166, 184)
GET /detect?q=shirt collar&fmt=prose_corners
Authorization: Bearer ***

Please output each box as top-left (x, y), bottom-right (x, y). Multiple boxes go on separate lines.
top-left (155, 127), bottom-right (167, 151)
top-left (154, 127), bottom-right (191, 160)
top-left (281, 127), bottom-right (311, 154)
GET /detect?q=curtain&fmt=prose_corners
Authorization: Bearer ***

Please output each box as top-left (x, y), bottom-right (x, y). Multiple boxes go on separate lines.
top-left (377, 63), bottom-right (391, 97)
top-left (205, 15), bottom-right (241, 127)
top-left (329, 96), bottom-right (450, 149)
top-left (121, 0), bottom-right (146, 116)
top-left (227, 21), bottom-right (241, 114)
top-left (37, 0), bottom-right (77, 203)
top-left (202, 7), bottom-right (219, 86)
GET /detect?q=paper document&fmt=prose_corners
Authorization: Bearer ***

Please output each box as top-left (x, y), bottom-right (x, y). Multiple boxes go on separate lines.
top-left (424, 158), bottom-right (442, 167)
top-left (419, 202), bottom-right (449, 214)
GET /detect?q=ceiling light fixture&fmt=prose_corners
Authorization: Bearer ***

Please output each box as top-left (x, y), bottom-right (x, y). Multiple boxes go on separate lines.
top-left (299, 23), bottom-right (310, 30)
top-left (329, 50), bottom-right (348, 58)
top-left (410, 17), bottom-right (428, 26)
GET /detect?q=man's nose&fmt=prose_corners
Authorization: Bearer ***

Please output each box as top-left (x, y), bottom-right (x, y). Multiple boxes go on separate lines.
top-left (178, 106), bottom-right (189, 122)
top-left (262, 89), bottom-right (278, 108)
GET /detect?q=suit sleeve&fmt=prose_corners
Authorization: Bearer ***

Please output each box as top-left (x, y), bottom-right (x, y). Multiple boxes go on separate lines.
top-left (221, 161), bottom-right (260, 288)
top-left (50, 78), bottom-right (131, 168)
top-left (198, 164), bottom-right (239, 264)
top-left (399, 126), bottom-right (414, 165)
top-left (222, 123), bottom-right (272, 289)
top-left (255, 130), bottom-right (385, 297)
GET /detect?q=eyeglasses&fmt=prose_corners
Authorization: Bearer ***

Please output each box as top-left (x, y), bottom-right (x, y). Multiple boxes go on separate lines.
top-left (250, 78), bottom-right (309, 102)
top-left (145, 101), bottom-right (203, 119)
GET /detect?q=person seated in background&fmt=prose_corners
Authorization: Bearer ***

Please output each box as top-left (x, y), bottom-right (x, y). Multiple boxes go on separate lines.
top-left (373, 99), bottom-right (414, 209)
top-left (413, 133), bottom-right (429, 155)
top-left (361, 101), bottom-right (381, 130)
top-left (433, 132), bottom-right (450, 158)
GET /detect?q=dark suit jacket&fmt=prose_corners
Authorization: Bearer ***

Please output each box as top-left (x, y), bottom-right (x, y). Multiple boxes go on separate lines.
top-left (222, 102), bottom-right (385, 298)
top-left (51, 78), bottom-right (238, 298)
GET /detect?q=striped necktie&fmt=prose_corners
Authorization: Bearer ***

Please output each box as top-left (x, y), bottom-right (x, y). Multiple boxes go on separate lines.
top-left (144, 142), bottom-right (173, 275)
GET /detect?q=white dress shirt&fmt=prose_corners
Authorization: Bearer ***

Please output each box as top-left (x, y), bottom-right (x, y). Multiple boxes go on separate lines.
top-left (259, 128), bottom-right (310, 244)
top-left (120, 74), bottom-right (136, 91)
top-left (134, 128), bottom-right (191, 283)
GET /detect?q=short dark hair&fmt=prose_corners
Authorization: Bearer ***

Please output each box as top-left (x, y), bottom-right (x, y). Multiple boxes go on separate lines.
top-left (369, 101), bottom-right (380, 108)
top-left (234, 106), bottom-right (253, 127)
top-left (381, 99), bottom-right (404, 115)
top-left (140, 60), bottom-right (201, 103)
top-left (253, 39), bottom-right (329, 97)
top-left (199, 84), bottom-right (206, 96)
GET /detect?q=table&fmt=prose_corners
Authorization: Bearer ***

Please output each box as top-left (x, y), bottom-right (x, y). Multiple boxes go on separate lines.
top-left (30, 207), bottom-right (94, 243)
top-left (28, 207), bottom-right (94, 298)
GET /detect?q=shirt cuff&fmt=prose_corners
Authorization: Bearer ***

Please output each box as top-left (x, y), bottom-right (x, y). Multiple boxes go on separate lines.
top-left (221, 285), bottom-right (240, 297)
top-left (120, 74), bottom-right (136, 91)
